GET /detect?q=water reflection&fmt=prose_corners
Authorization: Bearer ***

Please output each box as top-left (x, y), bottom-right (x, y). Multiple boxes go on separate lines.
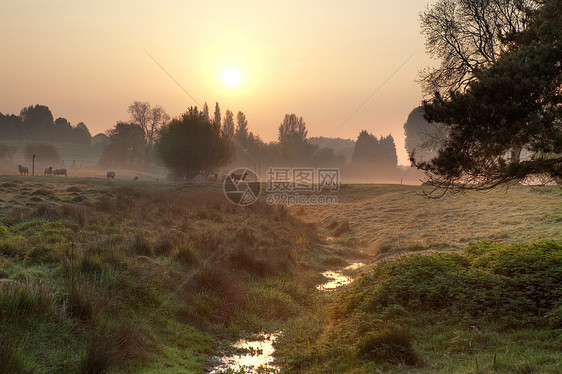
top-left (209, 333), bottom-right (280, 373)
top-left (317, 262), bottom-right (364, 291)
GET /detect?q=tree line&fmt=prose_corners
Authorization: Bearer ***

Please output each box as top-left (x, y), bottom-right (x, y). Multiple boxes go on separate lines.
top-left (0, 105), bottom-right (92, 144)
top-left (99, 100), bottom-right (401, 180)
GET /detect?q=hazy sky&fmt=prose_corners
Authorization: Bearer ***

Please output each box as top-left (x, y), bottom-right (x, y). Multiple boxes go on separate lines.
top-left (0, 0), bottom-right (436, 165)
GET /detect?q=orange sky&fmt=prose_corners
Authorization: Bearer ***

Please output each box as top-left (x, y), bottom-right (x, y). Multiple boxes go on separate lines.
top-left (0, 0), bottom-right (436, 165)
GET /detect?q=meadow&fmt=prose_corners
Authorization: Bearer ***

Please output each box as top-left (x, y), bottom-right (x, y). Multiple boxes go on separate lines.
top-left (0, 175), bottom-right (560, 373)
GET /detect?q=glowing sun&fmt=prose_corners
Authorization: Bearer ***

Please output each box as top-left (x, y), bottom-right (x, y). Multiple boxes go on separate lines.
top-left (222, 67), bottom-right (242, 88)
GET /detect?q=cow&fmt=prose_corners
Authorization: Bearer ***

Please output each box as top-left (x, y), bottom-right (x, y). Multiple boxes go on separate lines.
top-left (107, 171), bottom-right (116, 179)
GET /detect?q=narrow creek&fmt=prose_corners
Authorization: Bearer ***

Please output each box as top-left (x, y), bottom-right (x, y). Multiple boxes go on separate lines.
top-left (208, 261), bottom-right (365, 373)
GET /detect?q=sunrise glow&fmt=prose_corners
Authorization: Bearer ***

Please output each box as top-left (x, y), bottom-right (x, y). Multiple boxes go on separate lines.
top-left (222, 67), bottom-right (242, 88)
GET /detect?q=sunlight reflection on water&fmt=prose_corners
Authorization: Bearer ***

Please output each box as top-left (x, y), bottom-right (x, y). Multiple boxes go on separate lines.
top-left (209, 333), bottom-right (280, 374)
top-left (317, 262), bottom-right (365, 291)
top-left (210, 263), bottom-right (364, 372)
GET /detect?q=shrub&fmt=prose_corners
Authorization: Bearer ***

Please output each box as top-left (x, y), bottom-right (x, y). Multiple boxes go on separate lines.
top-left (355, 325), bottom-right (419, 365)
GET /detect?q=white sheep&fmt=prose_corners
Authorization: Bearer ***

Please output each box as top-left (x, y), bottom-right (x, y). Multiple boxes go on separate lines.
top-left (53, 168), bottom-right (67, 177)
top-left (107, 171), bottom-right (116, 179)
top-left (18, 165), bottom-right (29, 175)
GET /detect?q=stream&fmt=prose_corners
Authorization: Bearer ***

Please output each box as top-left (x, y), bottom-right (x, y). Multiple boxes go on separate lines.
top-left (208, 262), bottom-right (365, 373)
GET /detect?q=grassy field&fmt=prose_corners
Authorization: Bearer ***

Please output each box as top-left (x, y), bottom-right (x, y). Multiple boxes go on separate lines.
top-left (278, 184), bottom-right (561, 373)
top-left (292, 184), bottom-right (561, 255)
top-left (0, 176), bottom-right (560, 373)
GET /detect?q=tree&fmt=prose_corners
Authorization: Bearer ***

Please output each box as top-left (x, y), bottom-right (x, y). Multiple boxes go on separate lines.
top-left (235, 111), bottom-right (249, 144)
top-left (128, 101), bottom-right (169, 165)
top-left (0, 112), bottom-right (23, 140)
top-left (156, 107), bottom-right (234, 180)
top-left (202, 102), bottom-right (210, 120)
top-left (277, 114), bottom-right (315, 164)
top-left (20, 105), bottom-right (54, 141)
top-left (222, 109), bottom-right (235, 138)
top-left (92, 133), bottom-right (110, 146)
top-left (419, 0), bottom-right (537, 96)
top-left (72, 122), bottom-right (92, 145)
top-left (311, 147), bottom-right (345, 167)
top-left (213, 102), bottom-right (221, 128)
top-left (128, 101), bottom-right (151, 136)
top-left (414, 0), bottom-right (562, 193)
top-left (100, 122), bottom-right (146, 167)
top-left (352, 130), bottom-right (398, 168)
top-left (404, 106), bottom-right (447, 162)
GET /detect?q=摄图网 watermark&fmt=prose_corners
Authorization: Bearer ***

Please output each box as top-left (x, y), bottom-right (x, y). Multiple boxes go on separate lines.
top-left (223, 167), bottom-right (339, 206)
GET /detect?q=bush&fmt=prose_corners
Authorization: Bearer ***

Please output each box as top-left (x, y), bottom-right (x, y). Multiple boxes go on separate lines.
top-left (350, 241), bottom-right (562, 326)
top-left (355, 325), bottom-right (419, 365)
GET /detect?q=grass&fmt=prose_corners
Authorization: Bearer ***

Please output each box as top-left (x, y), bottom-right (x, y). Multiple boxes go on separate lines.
top-left (276, 241), bottom-right (562, 373)
top-left (292, 184), bottom-right (561, 255)
top-left (0, 175), bottom-right (560, 373)
top-left (0, 175), bottom-right (320, 373)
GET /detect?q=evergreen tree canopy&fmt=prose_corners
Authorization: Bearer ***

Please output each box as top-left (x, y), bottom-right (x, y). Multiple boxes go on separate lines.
top-left (415, 0), bottom-right (562, 193)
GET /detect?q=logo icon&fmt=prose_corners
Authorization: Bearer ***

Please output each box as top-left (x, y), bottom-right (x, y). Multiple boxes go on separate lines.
top-left (223, 168), bottom-right (261, 206)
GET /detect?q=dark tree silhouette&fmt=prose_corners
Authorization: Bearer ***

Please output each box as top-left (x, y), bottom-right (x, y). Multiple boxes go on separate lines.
top-left (20, 105), bottom-right (54, 141)
top-left (414, 0), bottom-right (562, 193)
top-left (277, 114), bottom-right (315, 164)
top-left (352, 130), bottom-right (398, 169)
top-left (235, 111), bottom-right (249, 144)
top-left (101, 122), bottom-right (146, 167)
top-left (92, 133), bottom-right (110, 146)
top-left (72, 122), bottom-right (92, 145)
top-left (0, 113), bottom-right (23, 140)
top-left (202, 102), bottom-right (210, 120)
top-left (419, 0), bottom-right (537, 96)
top-left (222, 110), bottom-right (235, 138)
top-left (156, 107), bottom-right (234, 180)
top-left (213, 102), bottom-right (221, 128)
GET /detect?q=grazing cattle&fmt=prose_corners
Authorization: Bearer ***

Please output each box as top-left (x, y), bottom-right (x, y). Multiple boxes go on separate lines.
top-left (44, 167), bottom-right (53, 176)
top-left (18, 165), bottom-right (29, 175)
top-left (133, 176), bottom-right (139, 181)
top-left (53, 168), bottom-right (67, 177)
top-left (107, 171), bottom-right (116, 179)
top-left (207, 174), bottom-right (218, 182)
top-left (230, 172), bottom-right (248, 182)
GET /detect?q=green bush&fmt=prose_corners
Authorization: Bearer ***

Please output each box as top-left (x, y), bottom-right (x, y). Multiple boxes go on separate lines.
top-left (355, 325), bottom-right (419, 365)
top-left (349, 241), bottom-right (562, 326)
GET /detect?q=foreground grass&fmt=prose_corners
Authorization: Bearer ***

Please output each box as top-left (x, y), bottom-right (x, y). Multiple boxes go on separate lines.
top-left (276, 241), bottom-right (562, 373)
top-left (1, 176), bottom-right (560, 373)
top-left (0, 176), bottom-right (322, 373)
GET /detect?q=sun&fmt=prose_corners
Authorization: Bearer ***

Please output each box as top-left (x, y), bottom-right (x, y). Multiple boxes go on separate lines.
top-left (222, 67), bottom-right (242, 88)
